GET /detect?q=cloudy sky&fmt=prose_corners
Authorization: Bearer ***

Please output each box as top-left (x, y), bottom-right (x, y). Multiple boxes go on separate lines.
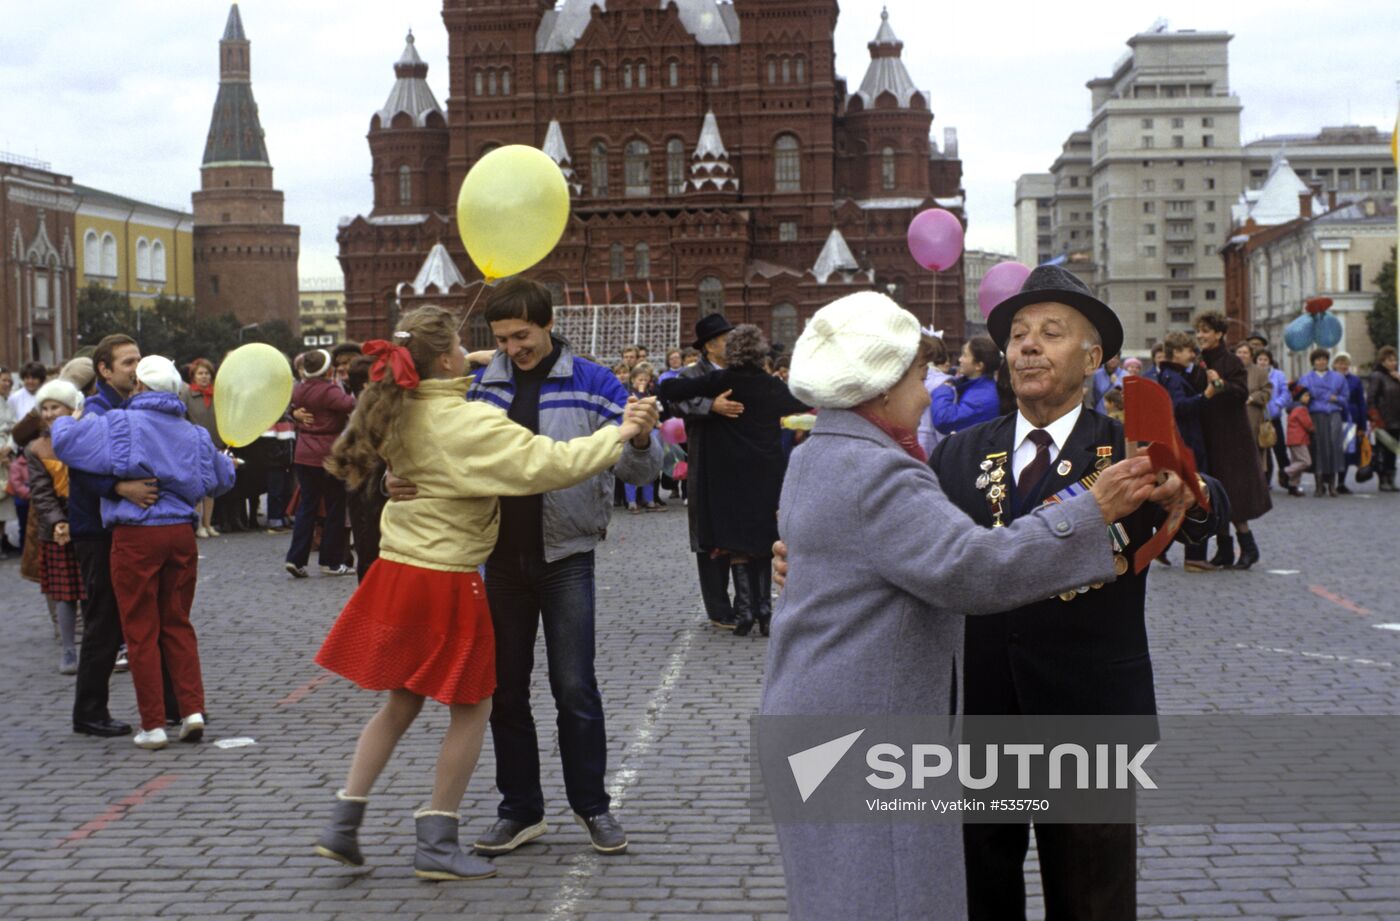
top-left (2, 0), bottom-right (1395, 282)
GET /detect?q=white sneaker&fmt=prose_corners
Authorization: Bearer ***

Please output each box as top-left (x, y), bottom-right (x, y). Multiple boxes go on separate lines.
top-left (114, 646), bottom-right (129, 672)
top-left (320, 564), bottom-right (354, 577)
top-left (196, 527), bottom-right (211, 539)
top-left (179, 713), bottom-right (205, 743)
top-left (207, 526), bottom-right (220, 537)
top-left (134, 728), bottom-right (168, 750)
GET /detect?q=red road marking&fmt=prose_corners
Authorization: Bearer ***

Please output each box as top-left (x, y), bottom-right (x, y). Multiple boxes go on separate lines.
top-left (278, 672), bottom-right (333, 706)
top-left (1309, 584), bottom-right (1373, 616)
top-left (58, 773), bottom-right (178, 847)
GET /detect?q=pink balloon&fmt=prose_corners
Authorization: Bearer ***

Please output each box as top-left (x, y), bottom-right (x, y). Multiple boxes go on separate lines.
top-left (977, 261), bottom-right (1033, 318)
top-left (907, 208), bottom-right (965, 272)
top-left (660, 417), bottom-right (687, 446)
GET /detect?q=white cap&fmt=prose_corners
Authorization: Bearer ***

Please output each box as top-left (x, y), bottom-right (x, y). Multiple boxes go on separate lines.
top-left (135, 355), bottom-right (182, 394)
top-left (34, 379), bottom-right (84, 413)
top-left (788, 292), bottom-right (921, 409)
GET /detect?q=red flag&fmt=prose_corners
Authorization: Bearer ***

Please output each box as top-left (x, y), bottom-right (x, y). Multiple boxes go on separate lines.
top-left (1122, 375), bottom-right (1210, 573)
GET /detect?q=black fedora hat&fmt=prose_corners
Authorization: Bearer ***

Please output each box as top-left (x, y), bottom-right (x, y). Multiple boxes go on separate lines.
top-left (985, 264), bottom-right (1123, 362)
top-left (692, 313), bottom-right (735, 350)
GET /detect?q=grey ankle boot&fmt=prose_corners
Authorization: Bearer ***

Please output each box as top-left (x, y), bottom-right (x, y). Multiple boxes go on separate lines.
top-left (314, 790), bottom-right (368, 866)
top-left (413, 810), bottom-right (497, 881)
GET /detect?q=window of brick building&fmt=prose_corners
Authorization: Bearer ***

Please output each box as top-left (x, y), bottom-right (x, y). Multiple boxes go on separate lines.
top-left (625, 140), bottom-right (651, 197)
top-left (881, 147), bottom-right (896, 191)
top-left (590, 142), bottom-right (609, 197)
top-left (398, 166), bottom-right (412, 205)
top-left (557, 68), bottom-right (566, 94)
top-left (488, 70), bottom-right (498, 95)
top-left (774, 135), bottom-right (801, 192)
top-left (699, 276), bottom-right (724, 315)
top-left (709, 61), bottom-right (720, 87)
top-left (782, 57), bottom-right (792, 83)
top-left (638, 63), bottom-right (647, 88)
top-left (610, 243), bottom-right (625, 279)
top-left (635, 243), bottom-right (650, 279)
top-left (623, 63), bottom-right (633, 89)
top-left (593, 63), bottom-right (603, 91)
top-left (666, 139), bottom-right (686, 195)
top-left (771, 304), bottom-right (798, 348)
top-left (474, 71), bottom-right (483, 95)
top-left (768, 59), bottom-right (777, 84)
top-left (779, 221), bottom-right (799, 242)
top-left (669, 60), bottom-right (679, 87)
top-left (796, 57), bottom-right (806, 83)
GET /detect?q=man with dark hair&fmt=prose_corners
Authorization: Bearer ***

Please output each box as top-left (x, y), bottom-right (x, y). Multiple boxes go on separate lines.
top-left (330, 343), bottom-right (363, 389)
top-left (388, 278), bottom-right (661, 857)
top-left (8, 360), bottom-right (47, 420)
top-left (70, 334), bottom-right (167, 738)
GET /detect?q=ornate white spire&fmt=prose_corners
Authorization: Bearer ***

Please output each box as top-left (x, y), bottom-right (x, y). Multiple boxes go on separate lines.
top-left (542, 120), bottom-right (582, 194)
top-left (408, 242), bottom-right (466, 295)
top-left (691, 111), bottom-right (738, 192)
top-left (377, 31), bottom-right (444, 128)
top-left (852, 8), bottom-right (925, 109)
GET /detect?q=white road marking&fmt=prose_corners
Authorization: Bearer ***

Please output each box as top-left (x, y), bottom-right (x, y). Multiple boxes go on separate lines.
top-left (547, 617), bottom-right (702, 921)
top-left (1233, 642), bottom-right (1392, 668)
top-left (1266, 569), bottom-right (1300, 575)
top-left (1373, 624), bottom-right (1400, 632)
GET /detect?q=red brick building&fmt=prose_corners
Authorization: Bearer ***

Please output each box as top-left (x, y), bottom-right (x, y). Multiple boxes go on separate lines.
top-left (339, 1), bottom-right (966, 352)
top-left (0, 155), bottom-right (78, 368)
top-left (192, 5), bottom-right (300, 330)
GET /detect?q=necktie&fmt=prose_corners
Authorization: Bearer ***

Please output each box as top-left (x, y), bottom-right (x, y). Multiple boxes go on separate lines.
top-left (1017, 429), bottom-right (1054, 502)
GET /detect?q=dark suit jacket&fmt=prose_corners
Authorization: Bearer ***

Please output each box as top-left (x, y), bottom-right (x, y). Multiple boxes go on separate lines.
top-left (930, 408), bottom-right (1218, 720)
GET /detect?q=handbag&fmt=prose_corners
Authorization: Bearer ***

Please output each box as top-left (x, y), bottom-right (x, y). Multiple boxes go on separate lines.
top-left (1257, 419), bottom-right (1277, 449)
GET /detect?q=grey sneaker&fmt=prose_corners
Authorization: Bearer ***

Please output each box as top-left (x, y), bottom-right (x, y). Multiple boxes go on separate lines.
top-left (473, 818), bottom-right (548, 855)
top-left (574, 812), bottom-right (628, 855)
top-left (59, 648), bottom-right (78, 675)
top-left (285, 562), bottom-right (309, 579)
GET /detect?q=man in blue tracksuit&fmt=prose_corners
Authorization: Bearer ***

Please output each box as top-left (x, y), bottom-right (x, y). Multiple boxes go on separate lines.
top-left (389, 279), bottom-right (661, 857)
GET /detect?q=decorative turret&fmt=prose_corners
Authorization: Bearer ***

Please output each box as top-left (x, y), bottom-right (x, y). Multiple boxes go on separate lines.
top-left (203, 3), bottom-right (268, 165)
top-left (851, 8), bottom-right (925, 109)
top-left (811, 227), bottom-right (859, 283)
top-left (690, 111), bottom-right (739, 193)
top-left (369, 31), bottom-right (450, 215)
top-left (375, 32), bottom-right (445, 129)
top-left (543, 120), bottom-right (582, 195)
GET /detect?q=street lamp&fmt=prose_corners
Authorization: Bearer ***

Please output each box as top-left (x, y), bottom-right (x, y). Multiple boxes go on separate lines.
top-left (239, 322), bottom-right (260, 343)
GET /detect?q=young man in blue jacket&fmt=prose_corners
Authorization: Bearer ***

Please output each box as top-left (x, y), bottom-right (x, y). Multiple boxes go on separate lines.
top-left (388, 279), bottom-right (661, 856)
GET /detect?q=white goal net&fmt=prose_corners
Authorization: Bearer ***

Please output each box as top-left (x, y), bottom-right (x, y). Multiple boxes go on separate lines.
top-left (551, 303), bottom-right (682, 364)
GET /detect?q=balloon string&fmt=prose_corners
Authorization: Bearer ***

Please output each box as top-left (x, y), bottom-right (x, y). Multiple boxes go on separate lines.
top-left (457, 281), bottom-right (489, 338)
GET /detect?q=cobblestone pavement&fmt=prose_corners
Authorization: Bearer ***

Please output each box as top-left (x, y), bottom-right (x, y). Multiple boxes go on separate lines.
top-left (1, 477), bottom-right (1398, 921)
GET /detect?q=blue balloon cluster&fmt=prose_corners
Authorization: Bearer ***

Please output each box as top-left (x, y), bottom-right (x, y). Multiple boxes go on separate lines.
top-left (1284, 312), bottom-right (1342, 353)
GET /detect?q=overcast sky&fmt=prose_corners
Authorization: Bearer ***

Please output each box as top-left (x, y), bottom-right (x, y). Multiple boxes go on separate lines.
top-left (2, 0), bottom-right (1395, 283)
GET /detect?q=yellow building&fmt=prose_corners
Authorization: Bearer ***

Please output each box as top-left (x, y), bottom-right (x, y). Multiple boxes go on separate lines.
top-left (73, 185), bottom-right (195, 307)
top-left (299, 278), bottom-right (347, 346)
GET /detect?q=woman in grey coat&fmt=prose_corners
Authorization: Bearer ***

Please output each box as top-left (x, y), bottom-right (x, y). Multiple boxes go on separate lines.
top-left (761, 292), bottom-right (1161, 921)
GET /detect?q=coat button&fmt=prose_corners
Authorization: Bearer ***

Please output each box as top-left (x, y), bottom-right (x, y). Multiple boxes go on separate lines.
top-left (1055, 521), bottom-right (1070, 534)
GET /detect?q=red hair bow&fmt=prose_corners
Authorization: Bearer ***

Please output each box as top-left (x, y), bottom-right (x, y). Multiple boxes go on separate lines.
top-left (363, 340), bottom-right (421, 390)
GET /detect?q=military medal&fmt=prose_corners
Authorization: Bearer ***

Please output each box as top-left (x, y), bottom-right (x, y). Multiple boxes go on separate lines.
top-left (1056, 459), bottom-right (1073, 476)
top-left (977, 452), bottom-right (1010, 527)
top-left (1114, 554), bottom-right (1130, 576)
top-left (1095, 445), bottom-right (1114, 472)
top-left (1048, 479), bottom-right (1134, 602)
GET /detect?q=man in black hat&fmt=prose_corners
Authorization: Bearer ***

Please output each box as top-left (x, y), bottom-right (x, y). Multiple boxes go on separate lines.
top-left (933, 266), bottom-right (1220, 921)
top-left (672, 313), bottom-right (746, 628)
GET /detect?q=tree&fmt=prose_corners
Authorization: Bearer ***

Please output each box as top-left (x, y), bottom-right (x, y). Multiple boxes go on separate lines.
top-left (243, 319), bottom-right (299, 358)
top-left (1368, 245), bottom-right (1397, 352)
top-left (76, 282), bottom-right (137, 345)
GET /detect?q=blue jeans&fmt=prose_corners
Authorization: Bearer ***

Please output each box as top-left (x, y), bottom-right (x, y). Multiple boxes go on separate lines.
top-left (485, 549), bottom-right (610, 823)
top-left (623, 482), bottom-right (654, 506)
top-left (285, 464), bottom-right (347, 568)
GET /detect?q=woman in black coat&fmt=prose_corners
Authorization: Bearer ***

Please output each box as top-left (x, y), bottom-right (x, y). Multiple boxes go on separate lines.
top-left (1367, 345), bottom-right (1400, 492)
top-left (658, 324), bottom-right (808, 635)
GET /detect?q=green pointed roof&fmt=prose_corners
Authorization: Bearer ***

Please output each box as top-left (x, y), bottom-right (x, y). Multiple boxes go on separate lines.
top-left (223, 4), bottom-right (246, 41)
top-left (203, 4), bottom-right (268, 165)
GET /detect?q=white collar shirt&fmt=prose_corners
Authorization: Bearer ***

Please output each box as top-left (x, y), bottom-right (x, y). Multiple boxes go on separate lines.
top-left (1012, 404), bottom-right (1083, 482)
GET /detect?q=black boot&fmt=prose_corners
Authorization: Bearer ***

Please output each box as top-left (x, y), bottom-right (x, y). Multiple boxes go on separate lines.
top-left (730, 563), bottom-right (755, 637)
top-left (1336, 471), bottom-right (1352, 495)
top-left (752, 562), bottom-right (773, 637)
top-left (697, 553), bottom-right (735, 629)
top-left (1209, 534), bottom-right (1235, 569)
top-left (1233, 532), bottom-right (1260, 570)
top-left (1381, 473), bottom-right (1398, 493)
top-left (1314, 476), bottom-right (1327, 497)
top-left (1326, 474), bottom-right (1338, 497)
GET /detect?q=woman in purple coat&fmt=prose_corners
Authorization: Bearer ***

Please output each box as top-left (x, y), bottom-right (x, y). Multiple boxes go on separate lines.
top-left (1299, 348), bottom-right (1349, 496)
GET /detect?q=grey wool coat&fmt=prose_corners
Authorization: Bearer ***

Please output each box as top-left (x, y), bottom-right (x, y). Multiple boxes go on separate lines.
top-left (760, 410), bottom-right (1118, 921)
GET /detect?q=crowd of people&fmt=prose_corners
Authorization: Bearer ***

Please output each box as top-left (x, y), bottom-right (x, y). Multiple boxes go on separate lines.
top-left (6, 260), bottom-right (1398, 914)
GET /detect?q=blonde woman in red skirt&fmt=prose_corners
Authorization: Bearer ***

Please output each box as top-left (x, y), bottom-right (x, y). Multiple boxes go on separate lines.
top-left (313, 306), bottom-right (656, 880)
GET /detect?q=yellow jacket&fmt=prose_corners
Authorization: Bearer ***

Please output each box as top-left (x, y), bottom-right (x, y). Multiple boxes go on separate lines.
top-left (377, 378), bottom-right (624, 572)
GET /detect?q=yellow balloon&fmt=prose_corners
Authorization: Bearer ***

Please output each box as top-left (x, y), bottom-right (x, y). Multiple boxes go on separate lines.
top-left (214, 343), bottom-right (294, 448)
top-left (457, 144), bottom-right (570, 281)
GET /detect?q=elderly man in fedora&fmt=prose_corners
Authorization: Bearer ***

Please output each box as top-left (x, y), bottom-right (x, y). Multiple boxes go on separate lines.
top-left (671, 313), bottom-right (748, 629)
top-left (933, 265), bottom-right (1220, 921)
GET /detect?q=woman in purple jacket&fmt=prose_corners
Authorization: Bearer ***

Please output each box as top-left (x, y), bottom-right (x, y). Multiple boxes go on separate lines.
top-left (52, 356), bottom-right (236, 750)
top-left (286, 350), bottom-right (356, 577)
top-left (1299, 348), bottom-right (1349, 496)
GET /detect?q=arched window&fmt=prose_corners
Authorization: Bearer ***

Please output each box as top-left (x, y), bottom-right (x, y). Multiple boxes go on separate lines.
top-left (556, 67), bottom-right (567, 93)
top-left (771, 303), bottom-right (798, 349)
top-left (83, 230), bottom-right (99, 275)
top-left (638, 62), bottom-right (647, 88)
top-left (881, 147), bottom-right (896, 191)
top-left (488, 70), bottom-right (498, 95)
top-left (467, 312), bottom-right (493, 351)
top-left (666, 138), bottom-right (686, 195)
top-left (709, 61), bottom-right (720, 87)
top-left (136, 238), bottom-right (151, 280)
top-left (774, 135), bottom-right (801, 192)
top-left (767, 59), bottom-right (777, 84)
top-left (590, 142), bottom-right (609, 197)
top-left (669, 60), bottom-right (679, 87)
top-left (398, 166), bottom-right (412, 204)
top-left (622, 63), bottom-right (633, 90)
top-left (796, 56), bottom-right (806, 83)
top-left (634, 243), bottom-right (651, 279)
top-left (698, 276), bottom-right (725, 316)
top-left (474, 70), bottom-right (483, 95)
top-left (624, 140), bottom-right (651, 197)
top-left (101, 233), bottom-right (117, 276)
top-left (151, 240), bottom-right (166, 283)
top-left (501, 69), bottom-right (511, 95)
top-left (782, 57), bottom-right (791, 83)
top-left (610, 242), bottom-right (625, 279)
top-left (593, 63), bottom-right (603, 91)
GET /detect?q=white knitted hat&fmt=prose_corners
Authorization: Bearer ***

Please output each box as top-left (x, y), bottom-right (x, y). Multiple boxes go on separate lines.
top-left (788, 292), bottom-right (921, 409)
top-left (34, 379), bottom-right (84, 413)
top-left (135, 355), bottom-right (182, 394)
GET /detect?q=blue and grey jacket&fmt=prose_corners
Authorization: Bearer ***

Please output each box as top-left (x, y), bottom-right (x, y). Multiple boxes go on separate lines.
top-left (469, 339), bottom-right (663, 563)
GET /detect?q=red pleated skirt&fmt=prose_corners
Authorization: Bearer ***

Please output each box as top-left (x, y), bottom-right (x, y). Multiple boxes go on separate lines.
top-left (315, 559), bottom-right (496, 705)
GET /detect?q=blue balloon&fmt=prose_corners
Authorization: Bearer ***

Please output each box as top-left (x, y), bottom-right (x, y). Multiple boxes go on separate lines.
top-left (1314, 312), bottom-right (1343, 349)
top-left (1284, 314), bottom-right (1315, 353)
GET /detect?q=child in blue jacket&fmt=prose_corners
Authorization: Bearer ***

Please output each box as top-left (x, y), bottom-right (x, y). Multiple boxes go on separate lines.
top-left (52, 355), bottom-right (236, 751)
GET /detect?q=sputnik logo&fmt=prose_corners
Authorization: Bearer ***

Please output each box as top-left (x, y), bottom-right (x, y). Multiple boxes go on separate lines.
top-left (787, 729), bottom-right (865, 803)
